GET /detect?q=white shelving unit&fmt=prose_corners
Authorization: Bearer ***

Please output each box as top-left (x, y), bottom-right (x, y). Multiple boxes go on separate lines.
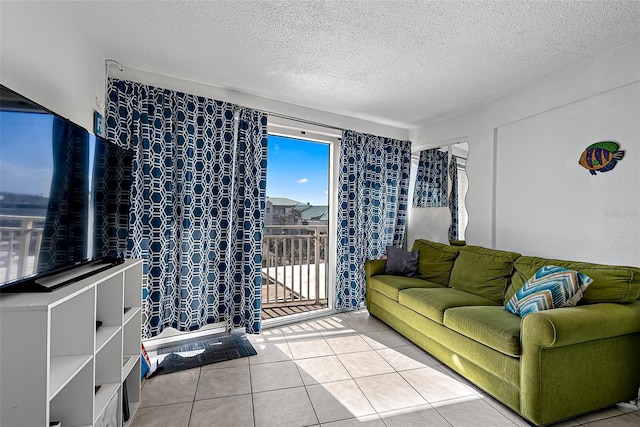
top-left (0, 259), bottom-right (143, 427)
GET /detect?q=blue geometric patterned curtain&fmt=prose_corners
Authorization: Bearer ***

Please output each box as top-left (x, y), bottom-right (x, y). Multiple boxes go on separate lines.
top-left (106, 79), bottom-right (267, 337)
top-left (336, 130), bottom-right (411, 310)
top-left (448, 155), bottom-right (459, 241)
top-left (413, 148), bottom-right (448, 207)
top-left (92, 138), bottom-right (133, 259)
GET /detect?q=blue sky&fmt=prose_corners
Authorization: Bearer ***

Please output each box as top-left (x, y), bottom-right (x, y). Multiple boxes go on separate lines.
top-left (0, 111), bottom-right (54, 196)
top-left (267, 135), bottom-right (329, 206)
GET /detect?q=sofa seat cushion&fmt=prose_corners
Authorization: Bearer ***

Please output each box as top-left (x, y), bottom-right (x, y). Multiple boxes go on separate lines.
top-left (368, 275), bottom-right (445, 301)
top-left (444, 306), bottom-right (522, 357)
top-left (411, 239), bottom-right (460, 286)
top-left (506, 256), bottom-right (640, 305)
top-left (449, 245), bottom-right (521, 304)
top-left (399, 288), bottom-right (498, 324)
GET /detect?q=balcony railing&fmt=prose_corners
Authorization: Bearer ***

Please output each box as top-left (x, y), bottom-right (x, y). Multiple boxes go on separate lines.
top-left (0, 216), bottom-right (330, 317)
top-left (0, 215), bottom-right (46, 282)
top-left (262, 225), bottom-right (329, 313)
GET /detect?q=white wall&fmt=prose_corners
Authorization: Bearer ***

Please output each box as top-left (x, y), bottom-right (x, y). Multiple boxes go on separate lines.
top-left (0, 1), bottom-right (105, 131)
top-left (410, 38), bottom-right (640, 266)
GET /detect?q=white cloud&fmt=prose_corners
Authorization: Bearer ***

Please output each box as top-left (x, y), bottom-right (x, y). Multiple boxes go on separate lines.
top-left (296, 178), bottom-right (309, 184)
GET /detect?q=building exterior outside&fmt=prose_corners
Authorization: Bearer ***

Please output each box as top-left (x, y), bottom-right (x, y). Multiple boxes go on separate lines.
top-left (265, 197), bottom-right (328, 230)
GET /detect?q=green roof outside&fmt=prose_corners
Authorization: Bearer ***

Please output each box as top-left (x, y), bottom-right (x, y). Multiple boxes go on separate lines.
top-left (267, 197), bottom-right (304, 206)
top-left (300, 205), bottom-right (328, 220)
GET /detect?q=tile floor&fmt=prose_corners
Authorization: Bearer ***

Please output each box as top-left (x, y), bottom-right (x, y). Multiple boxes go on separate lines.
top-left (132, 310), bottom-right (640, 427)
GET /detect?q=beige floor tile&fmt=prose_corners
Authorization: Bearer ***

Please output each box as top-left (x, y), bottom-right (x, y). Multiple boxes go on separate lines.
top-left (343, 316), bottom-right (387, 332)
top-left (140, 369), bottom-right (200, 407)
top-left (250, 360), bottom-right (304, 392)
top-left (375, 346), bottom-right (440, 371)
top-left (200, 355), bottom-right (249, 370)
top-left (248, 328), bottom-right (286, 344)
top-left (379, 404), bottom-right (451, 427)
top-left (582, 414), bottom-right (640, 426)
top-left (130, 402), bottom-right (192, 427)
top-left (359, 329), bottom-right (411, 349)
top-left (296, 355), bottom-right (352, 385)
top-left (189, 394), bottom-right (254, 427)
top-left (628, 410), bottom-right (640, 421)
top-left (572, 406), bottom-right (626, 424)
top-left (325, 334), bottom-right (373, 354)
top-left (432, 395), bottom-right (515, 427)
top-left (305, 317), bottom-right (348, 331)
top-left (400, 367), bottom-right (477, 402)
top-left (482, 396), bottom-right (531, 426)
top-left (287, 337), bottom-right (334, 359)
top-left (355, 372), bottom-right (426, 413)
top-left (307, 379), bottom-right (376, 423)
top-left (253, 386), bottom-right (319, 427)
top-left (195, 365), bottom-right (251, 400)
top-left (320, 414), bottom-right (386, 426)
top-left (280, 321), bottom-right (323, 339)
top-left (337, 351), bottom-right (394, 378)
top-left (312, 316), bottom-right (354, 336)
top-left (343, 310), bottom-right (375, 320)
top-left (434, 364), bottom-right (485, 394)
top-left (248, 341), bottom-right (293, 365)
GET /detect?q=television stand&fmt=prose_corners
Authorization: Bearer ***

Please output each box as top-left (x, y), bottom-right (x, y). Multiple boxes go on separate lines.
top-left (0, 259), bottom-right (143, 426)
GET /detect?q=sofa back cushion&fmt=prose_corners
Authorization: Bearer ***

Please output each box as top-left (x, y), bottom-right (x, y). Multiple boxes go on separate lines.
top-left (449, 245), bottom-right (521, 304)
top-left (506, 256), bottom-right (640, 304)
top-left (411, 239), bottom-right (460, 286)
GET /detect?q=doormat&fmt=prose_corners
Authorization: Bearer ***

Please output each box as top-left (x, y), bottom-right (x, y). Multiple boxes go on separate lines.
top-left (150, 333), bottom-right (257, 376)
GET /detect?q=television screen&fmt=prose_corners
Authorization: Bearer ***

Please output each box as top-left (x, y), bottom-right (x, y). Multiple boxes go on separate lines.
top-left (0, 85), bottom-right (132, 291)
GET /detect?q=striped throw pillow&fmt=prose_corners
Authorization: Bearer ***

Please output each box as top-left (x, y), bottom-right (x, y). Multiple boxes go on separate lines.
top-left (505, 265), bottom-right (593, 317)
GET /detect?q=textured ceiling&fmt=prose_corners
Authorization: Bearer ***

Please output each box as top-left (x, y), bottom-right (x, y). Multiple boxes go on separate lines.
top-left (55, 0), bottom-right (640, 129)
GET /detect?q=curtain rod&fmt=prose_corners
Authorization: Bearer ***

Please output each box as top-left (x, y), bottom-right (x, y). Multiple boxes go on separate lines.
top-left (258, 109), bottom-right (345, 133)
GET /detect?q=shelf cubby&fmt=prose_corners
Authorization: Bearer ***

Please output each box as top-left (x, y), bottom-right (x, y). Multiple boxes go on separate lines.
top-left (50, 354), bottom-right (93, 400)
top-left (50, 360), bottom-right (94, 427)
top-left (93, 382), bottom-right (120, 424)
top-left (50, 286), bottom-right (95, 359)
top-left (123, 307), bottom-right (142, 360)
top-left (122, 358), bottom-right (142, 427)
top-left (96, 273), bottom-right (124, 345)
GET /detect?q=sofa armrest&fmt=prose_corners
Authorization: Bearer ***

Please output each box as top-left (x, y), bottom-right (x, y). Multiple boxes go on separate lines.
top-left (522, 301), bottom-right (640, 348)
top-left (365, 259), bottom-right (387, 280)
top-left (520, 301), bottom-right (640, 425)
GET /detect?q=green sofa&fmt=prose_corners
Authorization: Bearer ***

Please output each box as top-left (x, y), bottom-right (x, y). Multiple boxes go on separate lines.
top-left (365, 239), bottom-right (640, 426)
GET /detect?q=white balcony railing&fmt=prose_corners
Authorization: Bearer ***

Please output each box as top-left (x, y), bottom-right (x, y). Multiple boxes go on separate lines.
top-left (262, 225), bottom-right (329, 306)
top-left (0, 216), bottom-right (330, 314)
top-left (0, 215), bottom-right (46, 282)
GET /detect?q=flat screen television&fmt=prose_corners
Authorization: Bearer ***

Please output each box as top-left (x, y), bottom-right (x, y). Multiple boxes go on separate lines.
top-left (0, 84), bottom-right (133, 293)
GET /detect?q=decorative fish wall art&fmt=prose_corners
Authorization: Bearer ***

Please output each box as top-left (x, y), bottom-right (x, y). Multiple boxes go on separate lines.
top-left (578, 141), bottom-right (625, 175)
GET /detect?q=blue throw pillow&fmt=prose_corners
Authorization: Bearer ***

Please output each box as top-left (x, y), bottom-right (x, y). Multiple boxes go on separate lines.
top-left (505, 265), bottom-right (593, 317)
